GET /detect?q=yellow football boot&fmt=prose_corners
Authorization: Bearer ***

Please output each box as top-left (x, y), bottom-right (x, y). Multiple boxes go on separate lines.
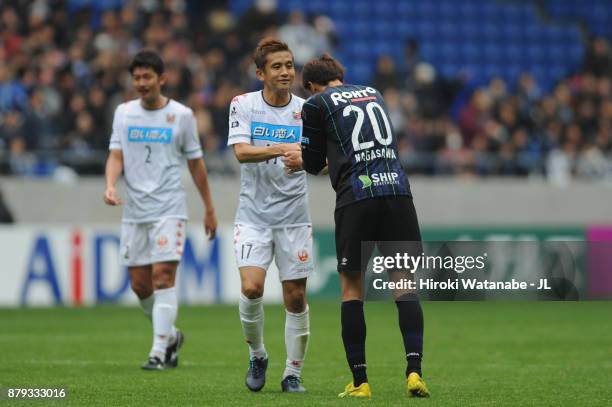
top-left (406, 372), bottom-right (430, 397)
top-left (338, 382), bottom-right (372, 398)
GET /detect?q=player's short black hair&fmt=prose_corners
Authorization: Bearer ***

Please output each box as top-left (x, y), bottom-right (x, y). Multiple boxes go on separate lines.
top-left (302, 53), bottom-right (345, 90)
top-left (129, 50), bottom-right (165, 76)
top-left (253, 38), bottom-right (293, 70)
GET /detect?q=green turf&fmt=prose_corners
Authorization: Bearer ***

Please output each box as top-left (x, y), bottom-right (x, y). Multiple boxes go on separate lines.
top-left (1, 301), bottom-right (611, 406)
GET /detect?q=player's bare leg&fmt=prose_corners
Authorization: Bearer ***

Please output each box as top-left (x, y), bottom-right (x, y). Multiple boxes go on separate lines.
top-left (280, 278), bottom-right (309, 392)
top-left (239, 266), bottom-right (268, 391)
top-left (129, 265), bottom-right (154, 318)
top-left (337, 272), bottom-right (371, 398)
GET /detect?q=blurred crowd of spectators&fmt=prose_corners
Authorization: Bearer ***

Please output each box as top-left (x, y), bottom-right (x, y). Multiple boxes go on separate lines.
top-left (377, 37), bottom-right (612, 182)
top-left (0, 0), bottom-right (335, 175)
top-left (1, 0), bottom-right (611, 182)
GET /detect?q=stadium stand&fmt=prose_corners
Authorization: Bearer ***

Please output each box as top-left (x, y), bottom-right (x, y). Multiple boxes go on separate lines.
top-left (231, 0), bottom-right (584, 89)
top-left (0, 0), bottom-right (611, 179)
top-left (545, 0), bottom-right (611, 40)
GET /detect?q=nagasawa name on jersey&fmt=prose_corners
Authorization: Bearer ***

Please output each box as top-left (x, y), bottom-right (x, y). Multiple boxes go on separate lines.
top-left (109, 99), bottom-right (203, 222)
top-left (300, 84), bottom-right (412, 209)
top-left (228, 91), bottom-right (311, 227)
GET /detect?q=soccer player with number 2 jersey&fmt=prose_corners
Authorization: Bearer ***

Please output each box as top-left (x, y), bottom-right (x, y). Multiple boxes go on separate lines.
top-left (104, 50), bottom-right (217, 371)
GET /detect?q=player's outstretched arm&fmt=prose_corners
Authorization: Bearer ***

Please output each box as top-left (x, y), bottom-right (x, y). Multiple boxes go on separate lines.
top-left (232, 142), bottom-right (300, 164)
top-left (187, 158), bottom-right (217, 240)
top-left (104, 149), bottom-right (123, 206)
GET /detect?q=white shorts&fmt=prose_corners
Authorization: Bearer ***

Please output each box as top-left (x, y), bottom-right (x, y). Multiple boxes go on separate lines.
top-left (120, 218), bottom-right (187, 266)
top-left (233, 224), bottom-right (314, 281)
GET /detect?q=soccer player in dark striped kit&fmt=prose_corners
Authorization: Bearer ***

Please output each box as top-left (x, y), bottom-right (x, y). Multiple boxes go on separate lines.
top-left (283, 54), bottom-right (430, 399)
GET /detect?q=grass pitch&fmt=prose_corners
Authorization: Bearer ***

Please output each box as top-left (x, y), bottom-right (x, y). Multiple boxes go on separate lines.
top-left (1, 301), bottom-right (611, 406)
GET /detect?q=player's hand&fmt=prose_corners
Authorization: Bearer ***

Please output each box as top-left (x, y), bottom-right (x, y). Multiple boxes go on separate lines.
top-left (103, 187), bottom-right (122, 206)
top-left (282, 149), bottom-right (303, 171)
top-left (278, 142), bottom-right (301, 155)
top-left (204, 209), bottom-right (217, 240)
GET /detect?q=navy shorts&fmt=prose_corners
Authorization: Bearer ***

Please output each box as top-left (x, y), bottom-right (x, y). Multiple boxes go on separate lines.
top-left (334, 197), bottom-right (422, 273)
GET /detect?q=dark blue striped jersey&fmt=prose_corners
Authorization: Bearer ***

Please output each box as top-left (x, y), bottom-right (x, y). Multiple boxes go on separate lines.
top-left (301, 84), bottom-right (412, 209)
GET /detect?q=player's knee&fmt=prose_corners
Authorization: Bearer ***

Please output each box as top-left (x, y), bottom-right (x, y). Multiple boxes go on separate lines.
top-left (341, 283), bottom-right (363, 301)
top-left (152, 277), bottom-right (174, 290)
top-left (242, 282), bottom-right (264, 299)
top-left (285, 295), bottom-right (306, 313)
top-left (340, 272), bottom-right (363, 300)
top-left (152, 268), bottom-right (175, 290)
top-left (284, 287), bottom-right (306, 312)
top-left (130, 280), bottom-right (152, 298)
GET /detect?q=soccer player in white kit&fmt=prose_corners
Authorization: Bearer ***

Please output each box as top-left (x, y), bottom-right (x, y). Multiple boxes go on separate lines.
top-left (104, 51), bottom-right (217, 370)
top-left (228, 39), bottom-right (312, 393)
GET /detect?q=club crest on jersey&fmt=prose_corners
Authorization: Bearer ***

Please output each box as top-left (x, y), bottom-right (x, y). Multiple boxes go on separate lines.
top-left (166, 113), bottom-right (176, 123)
top-left (293, 110), bottom-right (301, 120)
top-left (297, 249), bottom-right (309, 263)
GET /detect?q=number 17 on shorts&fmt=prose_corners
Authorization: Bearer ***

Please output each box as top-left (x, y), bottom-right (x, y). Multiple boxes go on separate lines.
top-left (233, 224), bottom-right (314, 281)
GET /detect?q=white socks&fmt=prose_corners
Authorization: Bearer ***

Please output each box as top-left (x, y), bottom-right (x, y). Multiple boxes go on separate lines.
top-left (149, 287), bottom-right (178, 359)
top-left (283, 305), bottom-right (310, 379)
top-left (140, 293), bottom-right (178, 357)
top-left (239, 294), bottom-right (310, 376)
top-left (239, 293), bottom-right (267, 359)
top-left (139, 294), bottom-right (155, 321)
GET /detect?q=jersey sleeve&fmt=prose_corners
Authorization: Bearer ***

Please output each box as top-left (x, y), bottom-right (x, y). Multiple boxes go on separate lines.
top-left (109, 104), bottom-right (123, 150)
top-left (227, 96), bottom-right (251, 146)
top-left (301, 97), bottom-right (327, 174)
top-left (182, 110), bottom-right (204, 160)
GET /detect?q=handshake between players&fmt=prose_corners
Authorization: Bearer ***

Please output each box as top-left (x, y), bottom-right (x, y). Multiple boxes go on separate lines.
top-left (281, 143), bottom-right (303, 173)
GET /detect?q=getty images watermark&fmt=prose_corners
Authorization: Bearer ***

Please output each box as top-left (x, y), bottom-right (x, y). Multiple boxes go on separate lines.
top-left (371, 252), bottom-right (550, 291)
top-left (362, 241), bottom-right (589, 300)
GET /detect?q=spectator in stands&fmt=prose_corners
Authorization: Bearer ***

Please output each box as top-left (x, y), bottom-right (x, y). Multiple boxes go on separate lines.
top-left (516, 73), bottom-right (541, 115)
top-left (373, 55), bottom-right (401, 93)
top-left (552, 83), bottom-right (574, 125)
top-left (63, 110), bottom-right (97, 155)
top-left (279, 10), bottom-right (328, 68)
top-left (237, 0), bottom-right (281, 50)
top-left (547, 141), bottom-right (576, 186)
top-left (487, 77), bottom-right (508, 105)
top-left (583, 37), bottom-right (611, 78)
top-left (383, 88), bottom-right (405, 135)
top-left (0, 65), bottom-right (28, 112)
top-left (459, 89), bottom-right (493, 146)
top-left (23, 89), bottom-right (56, 150)
top-left (576, 142), bottom-right (611, 178)
top-left (313, 15), bottom-right (338, 50)
top-left (495, 99), bottom-right (519, 135)
top-left (0, 110), bottom-right (24, 153)
top-left (399, 39), bottom-right (421, 91)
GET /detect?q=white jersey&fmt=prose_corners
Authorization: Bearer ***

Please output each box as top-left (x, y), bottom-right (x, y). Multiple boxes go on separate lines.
top-left (228, 91), bottom-right (311, 227)
top-left (109, 98), bottom-right (203, 223)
